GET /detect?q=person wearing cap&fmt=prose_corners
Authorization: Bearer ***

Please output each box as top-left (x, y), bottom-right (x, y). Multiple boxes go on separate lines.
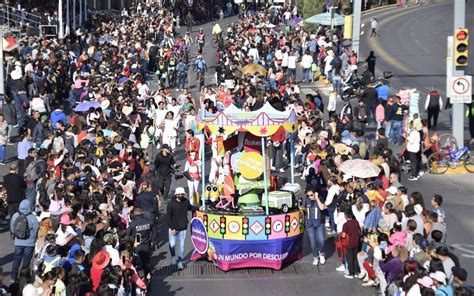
top-left (167, 187), bottom-right (195, 270)
top-left (154, 143), bottom-right (176, 201)
top-left (126, 207), bottom-right (155, 276)
top-left (452, 267), bottom-right (474, 294)
top-left (10, 199), bottom-right (39, 281)
top-left (430, 270), bottom-right (454, 296)
top-left (55, 213), bottom-right (77, 248)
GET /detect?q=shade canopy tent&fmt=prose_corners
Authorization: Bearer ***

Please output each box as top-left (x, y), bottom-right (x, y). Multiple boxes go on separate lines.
top-left (196, 102), bottom-right (298, 138)
top-left (304, 12), bottom-right (345, 26)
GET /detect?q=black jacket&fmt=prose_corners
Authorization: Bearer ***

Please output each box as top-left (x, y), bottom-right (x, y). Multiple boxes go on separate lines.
top-left (135, 191), bottom-right (159, 215)
top-left (126, 215), bottom-right (154, 246)
top-left (3, 173), bottom-right (26, 203)
top-left (2, 101), bottom-right (17, 125)
top-left (154, 152), bottom-right (175, 176)
top-left (167, 198), bottom-right (194, 231)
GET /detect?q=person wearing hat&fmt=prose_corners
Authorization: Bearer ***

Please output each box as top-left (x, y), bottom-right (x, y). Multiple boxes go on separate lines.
top-left (430, 270), bottom-right (454, 295)
top-left (91, 250), bottom-right (111, 292)
top-left (167, 187), bottom-right (196, 270)
top-left (417, 275), bottom-right (434, 293)
top-left (55, 213), bottom-right (77, 247)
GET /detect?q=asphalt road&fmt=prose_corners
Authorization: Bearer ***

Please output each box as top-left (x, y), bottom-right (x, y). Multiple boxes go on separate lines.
top-left (0, 5), bottom-right (473, 296)
top-left (359, 0), bottom-right (474, 135)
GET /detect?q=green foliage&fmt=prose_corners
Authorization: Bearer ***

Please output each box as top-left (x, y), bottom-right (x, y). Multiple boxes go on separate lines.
top-left (302, 0), bottom-right (325, 31)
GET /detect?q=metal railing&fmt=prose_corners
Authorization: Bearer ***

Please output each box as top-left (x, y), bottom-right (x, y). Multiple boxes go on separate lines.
top-left (0, 4), bottom-right (42, 28)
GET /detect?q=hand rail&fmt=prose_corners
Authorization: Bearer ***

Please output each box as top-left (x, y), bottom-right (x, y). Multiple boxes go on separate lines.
top-left (0, 3), bottom-right (43, 22)
top-left (0, 5), bottom-right (42, 27)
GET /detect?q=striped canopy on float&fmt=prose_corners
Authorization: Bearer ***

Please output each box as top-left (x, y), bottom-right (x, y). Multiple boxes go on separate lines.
top-left (196, 102), bottom-right (298, 138)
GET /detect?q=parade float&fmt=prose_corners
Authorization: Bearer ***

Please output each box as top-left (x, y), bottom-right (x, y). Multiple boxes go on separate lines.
top-left (189, 103), bottom-right (304, 271)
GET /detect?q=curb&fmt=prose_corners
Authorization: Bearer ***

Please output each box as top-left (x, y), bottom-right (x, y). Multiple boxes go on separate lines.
top-left (361, 3), bottom-right (399, 16)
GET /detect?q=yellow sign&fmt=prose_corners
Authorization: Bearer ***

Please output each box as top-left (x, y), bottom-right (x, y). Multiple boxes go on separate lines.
top-left (238, 152), bottom-right (264, 180)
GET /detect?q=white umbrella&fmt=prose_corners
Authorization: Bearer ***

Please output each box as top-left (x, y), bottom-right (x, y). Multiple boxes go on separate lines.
top-left (234, 0), bottom-right (243, 3)
top-left (339, 159), bottom-right (381, 179)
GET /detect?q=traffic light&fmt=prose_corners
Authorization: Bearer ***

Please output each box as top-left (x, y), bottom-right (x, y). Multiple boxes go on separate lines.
top-left (242, 218), bottom-right (249, 235)
top-left (344, 15), bottom-right (353, 40)
top-left (454, 28), bottom-right (469, 67)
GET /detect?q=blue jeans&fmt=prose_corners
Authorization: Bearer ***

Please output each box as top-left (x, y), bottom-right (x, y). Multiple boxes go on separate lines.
top-left (178, 73), bottom-right (187, 90)
top-left (384, 121), bottom-right (392, 139)
top-left (390, 120), bottom-right (402, 145)
top-left (11, 245), bottom-right (34, 280)
top-left (0, 145), bottom-right (5, 162)
top-left (288, 68), bottom-right (296, 82)
top-left (325, 206), bottom-right (336, 231)
top-left (302, 68), bottom-right (310, 81)
top-left (306, 224), bottom-right (325, 257)
top-left (26, 184), bottom-right (36, 211)
top-left (169, 229), bottom-right (187, 261)
top-left (333, 79), bottom-right (342, 95)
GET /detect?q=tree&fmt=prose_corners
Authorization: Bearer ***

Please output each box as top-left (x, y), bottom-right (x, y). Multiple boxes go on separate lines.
top-left (301, 0), bottom-right (324, 31)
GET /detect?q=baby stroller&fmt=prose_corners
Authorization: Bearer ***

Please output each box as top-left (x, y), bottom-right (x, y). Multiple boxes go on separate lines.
top-left (398, 147), bottom-right (411, 175)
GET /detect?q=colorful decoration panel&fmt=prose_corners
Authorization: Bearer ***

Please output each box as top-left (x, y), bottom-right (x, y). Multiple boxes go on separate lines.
top-left (194, 210), bottom-right (304, 241)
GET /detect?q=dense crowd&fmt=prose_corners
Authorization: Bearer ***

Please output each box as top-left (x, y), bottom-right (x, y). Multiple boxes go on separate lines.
top-left (0, 1), bottom-right (473, 296)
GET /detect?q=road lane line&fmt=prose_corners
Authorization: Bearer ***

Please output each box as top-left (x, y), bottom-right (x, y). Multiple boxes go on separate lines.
top-left (365, 2), bottom-right (449, 74)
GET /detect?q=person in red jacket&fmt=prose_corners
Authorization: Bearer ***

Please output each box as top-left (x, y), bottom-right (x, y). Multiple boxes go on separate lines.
top-left (342, 210), bottom-right (361, 278)
top-left (185, 129), bottom-right (200, 155)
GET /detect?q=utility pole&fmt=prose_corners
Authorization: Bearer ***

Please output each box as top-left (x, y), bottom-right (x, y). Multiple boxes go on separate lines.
top-left (452, 0), bottom-right (465, 145)
top-left (66, 0), bottom-right (70, 36)
top-left (0, 32), bottom-right (4, 95)
top-left (351, 0), bottom-right (362, 54)
top-left (79, 0), bottom-right (82, 26)
top-left (58, 0), bottom-right (64, 38)
top-left (73, 0), bottom-right (76, 31)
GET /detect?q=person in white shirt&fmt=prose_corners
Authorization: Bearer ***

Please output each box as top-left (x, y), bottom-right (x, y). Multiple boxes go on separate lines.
top-left (248, 44), bottom-right (259, 62)
top-left (352, 196), bottom-right (370, 228)
top-left (287, 51), bottom-right (298, 82)
top-left (103, 233), bottom-right (121, 266)
top-left (325, 176), bottom-right (340, 235)
top-left (324, 50), bottom-right (334, 81)
top-left (370, 18), bottom-right (378, 37)
top-left (283, 10), bottom-right (292, 24)
top-left (56, 213), bottom-right (77, 247)
top-left (301, 52), bottom-right (313, 83)
top-left (281, 49), bottom-right (289, 70)
top-left (327, 89), bottom-right (337, 118)
top-left (406, 121), bottom-right (421, 180)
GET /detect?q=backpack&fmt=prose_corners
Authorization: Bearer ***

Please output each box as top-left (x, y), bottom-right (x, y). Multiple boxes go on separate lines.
top-left (314, 96), bottom-right (324, 112)
top-left (24, 159), bottom-right (45, 182)
top-left (197, 59), bottom-right (206, 71)
top-left (13, 213), bottom-right (30, 239)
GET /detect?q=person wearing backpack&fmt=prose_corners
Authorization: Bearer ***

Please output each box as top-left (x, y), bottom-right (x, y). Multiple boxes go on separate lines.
top-left (9, 199), bottom-right (39, 281)
top-left (3, 163), bottom-right (26, 219)
top-left (24, 148), bottom-right (47, 209)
